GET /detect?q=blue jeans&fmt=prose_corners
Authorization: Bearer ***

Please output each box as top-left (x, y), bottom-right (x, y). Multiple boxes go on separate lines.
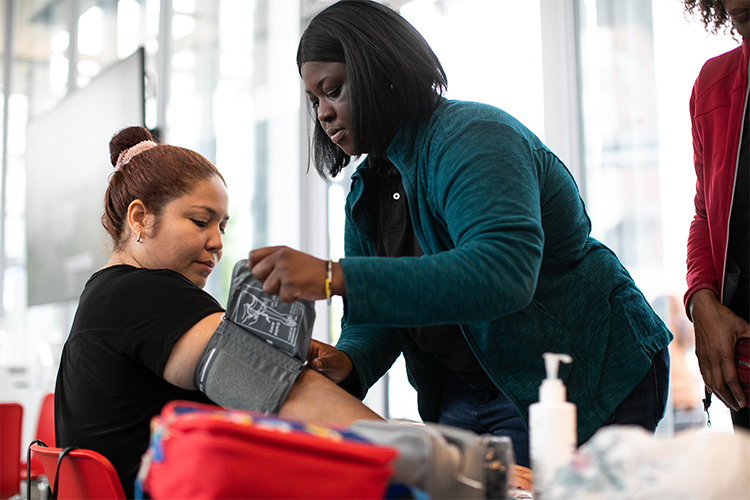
top-left (601, 347), bottom-right (670, 430)
top-left (438, 375), bottom-right (530, 466)
top-left (437, 348), bottom-right (670, 468)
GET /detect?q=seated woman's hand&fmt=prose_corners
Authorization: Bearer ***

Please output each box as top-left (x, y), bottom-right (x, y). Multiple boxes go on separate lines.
top-left (307, 339), bottom-right (353, 384)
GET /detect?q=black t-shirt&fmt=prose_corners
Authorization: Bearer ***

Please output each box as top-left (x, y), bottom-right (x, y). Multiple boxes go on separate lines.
top-left (373, 161), bottom-right (492, 384)
top-left (54, 265), bottom-right (224, 499)
top-left (727, 92), bottom-right (750, 322)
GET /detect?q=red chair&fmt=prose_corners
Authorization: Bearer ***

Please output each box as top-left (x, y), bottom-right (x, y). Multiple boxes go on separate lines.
top-left (20, 392), bottom-right (55, 484)
top-left (0, 403), bottom-right (23, 500)
top-left (30, 444), bottom-right (126, 500)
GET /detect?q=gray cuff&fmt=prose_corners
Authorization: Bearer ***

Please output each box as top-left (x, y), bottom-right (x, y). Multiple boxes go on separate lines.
top-left (195, 318), bottom-right (304, 414)
top-left (193, 259), bottom-right (315, 414)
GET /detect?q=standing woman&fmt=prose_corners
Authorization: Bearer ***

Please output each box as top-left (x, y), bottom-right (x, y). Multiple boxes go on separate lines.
top-left (55, 126), bottom-right (380, 498)
top-left (682, 0), bottom-right (750, 429)
top-left (250, 0), bottom-right (672, 468)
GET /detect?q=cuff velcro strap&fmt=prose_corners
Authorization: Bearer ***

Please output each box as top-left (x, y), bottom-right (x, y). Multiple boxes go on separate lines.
top-left (195, 318), bottom-right (304, 414)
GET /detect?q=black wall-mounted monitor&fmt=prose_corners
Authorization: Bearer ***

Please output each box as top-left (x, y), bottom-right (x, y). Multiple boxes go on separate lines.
top-left (26, 47), bottom-right (145, 306)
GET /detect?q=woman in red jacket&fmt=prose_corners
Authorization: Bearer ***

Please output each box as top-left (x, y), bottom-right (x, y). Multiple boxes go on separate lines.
top-left (683, 0), bottom-right (750, 429)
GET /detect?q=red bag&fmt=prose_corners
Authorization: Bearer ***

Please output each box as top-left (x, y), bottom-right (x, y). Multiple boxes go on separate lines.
top-left (137, 401), bottom-right (397, 499)
top-left (737, 337), bottom-right (750, 399)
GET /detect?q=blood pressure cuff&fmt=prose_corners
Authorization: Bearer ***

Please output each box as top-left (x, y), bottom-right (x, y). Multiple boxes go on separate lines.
top-left (193, 259), bottom-right (315, 414)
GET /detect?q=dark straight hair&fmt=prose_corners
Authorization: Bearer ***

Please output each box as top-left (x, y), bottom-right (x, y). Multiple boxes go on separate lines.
top-left (297, 0), bottom-right (447, 179)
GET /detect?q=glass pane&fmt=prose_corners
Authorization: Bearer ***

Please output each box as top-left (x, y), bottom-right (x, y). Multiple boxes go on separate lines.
top-left (401, 0), bottom-right (544, 138)
top-left (578, 0), bottom-right (662, 276)
top-left (2, 0), bottom-right (123, 397)
top-left (577, 0), bottom-right (740, 433)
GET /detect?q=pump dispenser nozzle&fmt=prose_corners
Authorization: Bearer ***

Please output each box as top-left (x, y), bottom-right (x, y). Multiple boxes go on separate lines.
top-left (539, 352), bottom-right (573, 403)
top-left (543, 352), bottom-right (572, 380)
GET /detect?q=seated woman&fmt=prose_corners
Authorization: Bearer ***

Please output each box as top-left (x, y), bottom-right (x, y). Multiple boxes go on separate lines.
top-left (54, 126), bottom-right (380, 499)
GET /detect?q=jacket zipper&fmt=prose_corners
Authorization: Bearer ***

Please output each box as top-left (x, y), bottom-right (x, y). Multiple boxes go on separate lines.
top-left (721, 60), bottom-right (750, 304)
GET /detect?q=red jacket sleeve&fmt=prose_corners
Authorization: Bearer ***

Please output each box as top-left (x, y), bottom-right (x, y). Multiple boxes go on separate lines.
top-left (684, 79), bottom-right (720, 319)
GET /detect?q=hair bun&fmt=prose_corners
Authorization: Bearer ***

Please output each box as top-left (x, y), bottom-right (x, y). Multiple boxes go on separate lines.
top-left (109, 126), bottom-right (154, 167)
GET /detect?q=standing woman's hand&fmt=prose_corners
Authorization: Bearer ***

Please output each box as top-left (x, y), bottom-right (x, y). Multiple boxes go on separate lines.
top-left (307, 339), bottom-right (354, 383)
top-left (248, 246), bottom-right (346, 303)
top-left (690, 288), bottom-right (750, 411)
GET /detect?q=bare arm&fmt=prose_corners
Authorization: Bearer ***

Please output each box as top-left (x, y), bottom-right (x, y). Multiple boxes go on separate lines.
top-left (163, 311), bottom-right (381, 425)
top-left (279, 367), bottom-right (382, 425)
top-left (163, 311), bottom-right (224, 390)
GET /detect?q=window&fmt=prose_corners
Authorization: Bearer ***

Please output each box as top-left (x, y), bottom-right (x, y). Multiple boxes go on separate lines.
top-left (576, 0), bottom-right (738, 432)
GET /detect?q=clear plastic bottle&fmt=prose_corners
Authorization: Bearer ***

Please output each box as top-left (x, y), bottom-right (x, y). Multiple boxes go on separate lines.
top-left (529, 352), bottom-right (576, 500)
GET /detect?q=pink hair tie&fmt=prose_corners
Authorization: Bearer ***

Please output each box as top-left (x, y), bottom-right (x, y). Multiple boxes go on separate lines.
top-left (114, 140), bottom-right (158, 171)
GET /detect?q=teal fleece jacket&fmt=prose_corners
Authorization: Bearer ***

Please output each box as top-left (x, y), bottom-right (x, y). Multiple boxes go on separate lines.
top-left (336, 99), bottom-right (672, 443)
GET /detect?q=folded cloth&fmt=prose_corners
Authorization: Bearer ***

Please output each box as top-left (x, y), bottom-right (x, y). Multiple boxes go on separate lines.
top-left (548, 425), bottom-right (750, 500)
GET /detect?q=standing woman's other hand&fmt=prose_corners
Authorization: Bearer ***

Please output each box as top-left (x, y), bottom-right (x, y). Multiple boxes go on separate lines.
top-left (691, 288), bottom-right (750, 411)
top-left (248, 246), bottom-right (346, 303)
top-left (307, 339), bottom-right (354, 383)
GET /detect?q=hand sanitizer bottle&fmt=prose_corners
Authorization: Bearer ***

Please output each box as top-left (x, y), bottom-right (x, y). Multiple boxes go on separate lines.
top-left (529, 352), bottom-right (576, 500)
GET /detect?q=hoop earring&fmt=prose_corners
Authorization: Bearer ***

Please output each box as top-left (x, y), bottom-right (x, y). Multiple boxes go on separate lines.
top-left (137, 231), bottom-right (142, 243)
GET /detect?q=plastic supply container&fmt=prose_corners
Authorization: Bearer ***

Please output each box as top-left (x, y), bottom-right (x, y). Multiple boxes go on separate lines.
top-left (529, 352), bottom-right (576, 499)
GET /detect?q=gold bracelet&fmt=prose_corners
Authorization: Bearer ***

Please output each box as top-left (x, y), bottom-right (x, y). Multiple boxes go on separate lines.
top-left (325, 259), bottom-right (332, 306)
